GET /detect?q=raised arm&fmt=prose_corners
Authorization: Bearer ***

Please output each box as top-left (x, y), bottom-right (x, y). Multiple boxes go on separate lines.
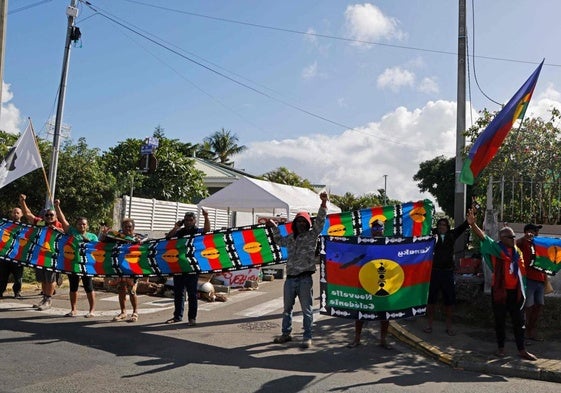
top-left (53, 199), bottom-right (71, 233)
top-left (466, 208), bottom-right (484, 240)
top-left (19, 194), bottom-right (36, 222)
top-left (201, 208), bottom-right (211, 232)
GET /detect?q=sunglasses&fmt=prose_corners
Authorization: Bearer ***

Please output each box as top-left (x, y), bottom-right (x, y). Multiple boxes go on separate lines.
top-left (44, 213), bottom-right (55, 217)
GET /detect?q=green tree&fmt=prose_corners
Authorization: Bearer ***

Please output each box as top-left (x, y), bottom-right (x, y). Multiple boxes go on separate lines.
top-left (261, 167), bottom-right (314, 190)
top-left (202, 128), bottom-right (247, 166)
top-left (102, 128), bottom-right (208, 203)
top-left (413, 155), bottom-right (456, 217)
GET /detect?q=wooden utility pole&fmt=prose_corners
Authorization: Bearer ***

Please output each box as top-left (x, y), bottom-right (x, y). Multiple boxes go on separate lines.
top-left (0, 0), bottom-right (8, 123)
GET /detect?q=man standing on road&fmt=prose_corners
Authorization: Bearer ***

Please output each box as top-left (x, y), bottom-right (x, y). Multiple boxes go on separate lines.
top-left (467, 210), bottom-right (537, 361)
top-left (165, 210), bottom-right (210, 326)
top-left (517, 223), bottom-right (546, 342)
top-left (268, 192), bottom-right (328, 349)
top-left (0, 207), bottom-right (25, 299)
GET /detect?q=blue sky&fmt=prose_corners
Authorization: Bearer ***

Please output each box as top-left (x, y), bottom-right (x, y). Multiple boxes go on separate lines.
top-left (2, 1), bottom-right (561, 202)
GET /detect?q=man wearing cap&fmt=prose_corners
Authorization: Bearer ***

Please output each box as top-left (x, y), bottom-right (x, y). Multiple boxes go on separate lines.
top-left (467, 210), bottom-right (537, 360)
top-left (517, 223), bottom-right (545, 341)
top-left (164, 210), bottom-right (210, 326)
top-left (424, 215), bottom-right (470, 336)
top-left (347, 219), bottom-right (392, 349)
top-left (268, 192), bottom-right (328, 349)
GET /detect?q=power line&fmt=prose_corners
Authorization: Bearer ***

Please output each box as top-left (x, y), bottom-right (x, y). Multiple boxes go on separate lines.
top-left (81, 1), bottom-right (415, 148)
top-left (8, 0), bottom-right (53, 15)
top-left (122, 0), bottom-right (558, 69)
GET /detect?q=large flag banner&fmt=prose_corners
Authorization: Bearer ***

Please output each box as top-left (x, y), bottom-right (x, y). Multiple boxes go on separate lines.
top-left (0, 200), bottom-right (434, 277)
top-left (460, 60), bottom-right (544, 185)
top-left (532, 236), bottom-right (561, 275)
top-left (0, 123), bottom-right (43, 189)
top-left (320, 236), bottom-right (435, 321)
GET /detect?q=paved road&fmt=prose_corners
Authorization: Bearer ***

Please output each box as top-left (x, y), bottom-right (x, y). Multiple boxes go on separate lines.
top-left (1, 279), bottom-right (560, 393)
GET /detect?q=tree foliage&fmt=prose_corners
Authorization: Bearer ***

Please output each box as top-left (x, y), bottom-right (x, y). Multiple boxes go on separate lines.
top-left (413, 156), bottom-right (456, 217)
top-left (202, 128), bottom-right (247, 166)
top-left (261, 167), bottom-right (314, 190)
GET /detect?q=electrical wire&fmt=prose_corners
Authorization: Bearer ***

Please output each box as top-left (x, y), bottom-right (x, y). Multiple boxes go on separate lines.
top-left (80, 1), bottom-right (415, 148)
top-left (8, 0), bottom-right (53, 15)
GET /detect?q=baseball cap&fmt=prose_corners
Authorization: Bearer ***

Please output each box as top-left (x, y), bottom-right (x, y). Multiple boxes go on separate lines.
top-left (523, 223), bottom-right (543, 232)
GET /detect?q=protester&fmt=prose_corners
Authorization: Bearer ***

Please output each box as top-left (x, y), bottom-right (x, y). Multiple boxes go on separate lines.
top-left (424, 215), bottom-right (470, 335)
top-left (164, 209), bottom-right (210, 326)
top-left (517, 223), bottom-right (546, 342)
top-left (19, 194), bottom-right (64, 311)
top-left (0, 207), bottom-right (25, 299)
top-left (53, 199), bottom-right (97, 318)
top-left (347, 219), bottom-right (392, 349)
top-left (268, 191), bottom-right (328, 349)
top-left (99, 218), bottom-right (146, 322)
top-left (467, 210), bottom-right (537, 361)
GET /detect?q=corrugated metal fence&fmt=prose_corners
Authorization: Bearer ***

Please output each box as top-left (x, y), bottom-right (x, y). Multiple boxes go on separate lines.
top-left (115, 196), bottom-right (230, 238)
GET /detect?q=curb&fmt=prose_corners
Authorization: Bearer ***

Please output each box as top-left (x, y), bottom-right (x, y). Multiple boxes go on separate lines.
top-left (389, 321), bottom-right (561, 383)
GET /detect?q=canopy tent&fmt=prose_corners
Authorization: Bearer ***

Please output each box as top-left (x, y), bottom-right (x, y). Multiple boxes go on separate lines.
top-left (197, 176), bottom-right (341, 222)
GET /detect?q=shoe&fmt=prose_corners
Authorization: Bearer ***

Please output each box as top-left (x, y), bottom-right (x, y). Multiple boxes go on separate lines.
top-left (129, 313), bottom-right (138, 322)
top-left (379, 341), bottom-right (393, 350)
top-left (300, 339), bottom-right (312, 349)
top-left (37, 298), bottom-right (52, 311)
top-left (112, 313), bottom-right (128, 322)
top-left (445, 328), bottom-right (457, 336)
top-left (347, 341), bottom-right (361, 348)
top-left (423, 327), bottom-right (433, 334)
top-left (495, 349), bottom-right (506, 358)
top-left (33, 296), bottom-right (46, 309)
top-left (84, 312), bottom-right (95, 318)
top-left (14, 292), bottom-right (23, 299)
top-left (519, 350), bottom-right (538, 361)
top-left (166, 317), bottom-right (181, 324)
top-left (187, 319), bottom-right (196, 326)
top-left (273, 335), bottom-right (292, 344)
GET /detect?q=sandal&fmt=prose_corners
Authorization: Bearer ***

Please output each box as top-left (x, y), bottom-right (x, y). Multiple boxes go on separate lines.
top-left (495, 349), bottom-right (506, 358)
top-left (65, 311), bottom-right (77, 317)
top-left (84, 312), bottom-right (95, 318)
top-left (519, 350), bottom-right (538, 361)
top-left (423, 327), bottom-right (433, 334)
top-left (112, 313), bottom-right (127, 322)
top-left (129, 313), bottom-right (138, 322)
top-left (347, 341), bottom-right (361, 348)
top-left (445, 328), bottom-right (457, 336)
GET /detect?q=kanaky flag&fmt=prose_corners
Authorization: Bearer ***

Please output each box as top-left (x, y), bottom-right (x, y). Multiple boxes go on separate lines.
top-left (0, 122), bottom-right (43, 189)
top-left (460, 60), bottom-right (544, 185)
top-left (320, 236), bottom-right (435, 320)
top-left (532, 236), bottom-right (561, 275)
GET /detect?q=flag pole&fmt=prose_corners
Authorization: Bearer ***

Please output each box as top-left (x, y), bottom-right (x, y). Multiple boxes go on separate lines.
top-left (28, 117), bottom-right (53, 204)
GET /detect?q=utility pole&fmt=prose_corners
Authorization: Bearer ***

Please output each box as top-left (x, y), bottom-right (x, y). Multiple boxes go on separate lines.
top-left (0, 0), bottom-right (8, 123)
top-left (454, 0), bottom-right (467, 227)
top-left (46, 0), bottom-right (79, 205)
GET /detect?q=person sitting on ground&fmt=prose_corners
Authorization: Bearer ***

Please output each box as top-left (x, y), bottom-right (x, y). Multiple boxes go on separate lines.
top-left (19, 194), bottom-right (64, 311)
top-left (467, 210), bottom-right (537, 361)
top-left (164, 209), bottom-right (210, 326)
top-left (99, 218), bottom-right (146, 323)
top-left (517, 223), bottom-right (546, 342)
top-left (53, 199), bottom-right (97, 318)
top-left (0, 207), bottom-right (25, 299)
top-left (347, 219), bottom-right (392, 350)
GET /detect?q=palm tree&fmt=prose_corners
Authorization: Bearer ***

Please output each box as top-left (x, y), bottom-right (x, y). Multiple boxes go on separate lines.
top-left (203, 128), bottom-right (247, 166)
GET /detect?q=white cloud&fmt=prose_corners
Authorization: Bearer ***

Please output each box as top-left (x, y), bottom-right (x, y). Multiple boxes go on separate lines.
top-left (377, 67), bottom-right (415, 92)
top-left (418, 77), bottom-right (439, 94)
top-left (344, 3), bottom-right (406, 45)
top-left (0, 81), bottom-right (22, 134)
top-left (302, 61), bottom-right (318, 80)
top-left (236, 100), bottom-right (464, 203)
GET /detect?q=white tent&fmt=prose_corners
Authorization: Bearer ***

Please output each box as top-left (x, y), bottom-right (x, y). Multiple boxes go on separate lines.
top-left (197, 176), bottom-right (341, 222)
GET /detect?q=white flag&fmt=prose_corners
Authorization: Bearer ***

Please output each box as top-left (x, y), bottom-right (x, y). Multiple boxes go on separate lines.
top-left (0, 123), bottom-right (43, 189)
